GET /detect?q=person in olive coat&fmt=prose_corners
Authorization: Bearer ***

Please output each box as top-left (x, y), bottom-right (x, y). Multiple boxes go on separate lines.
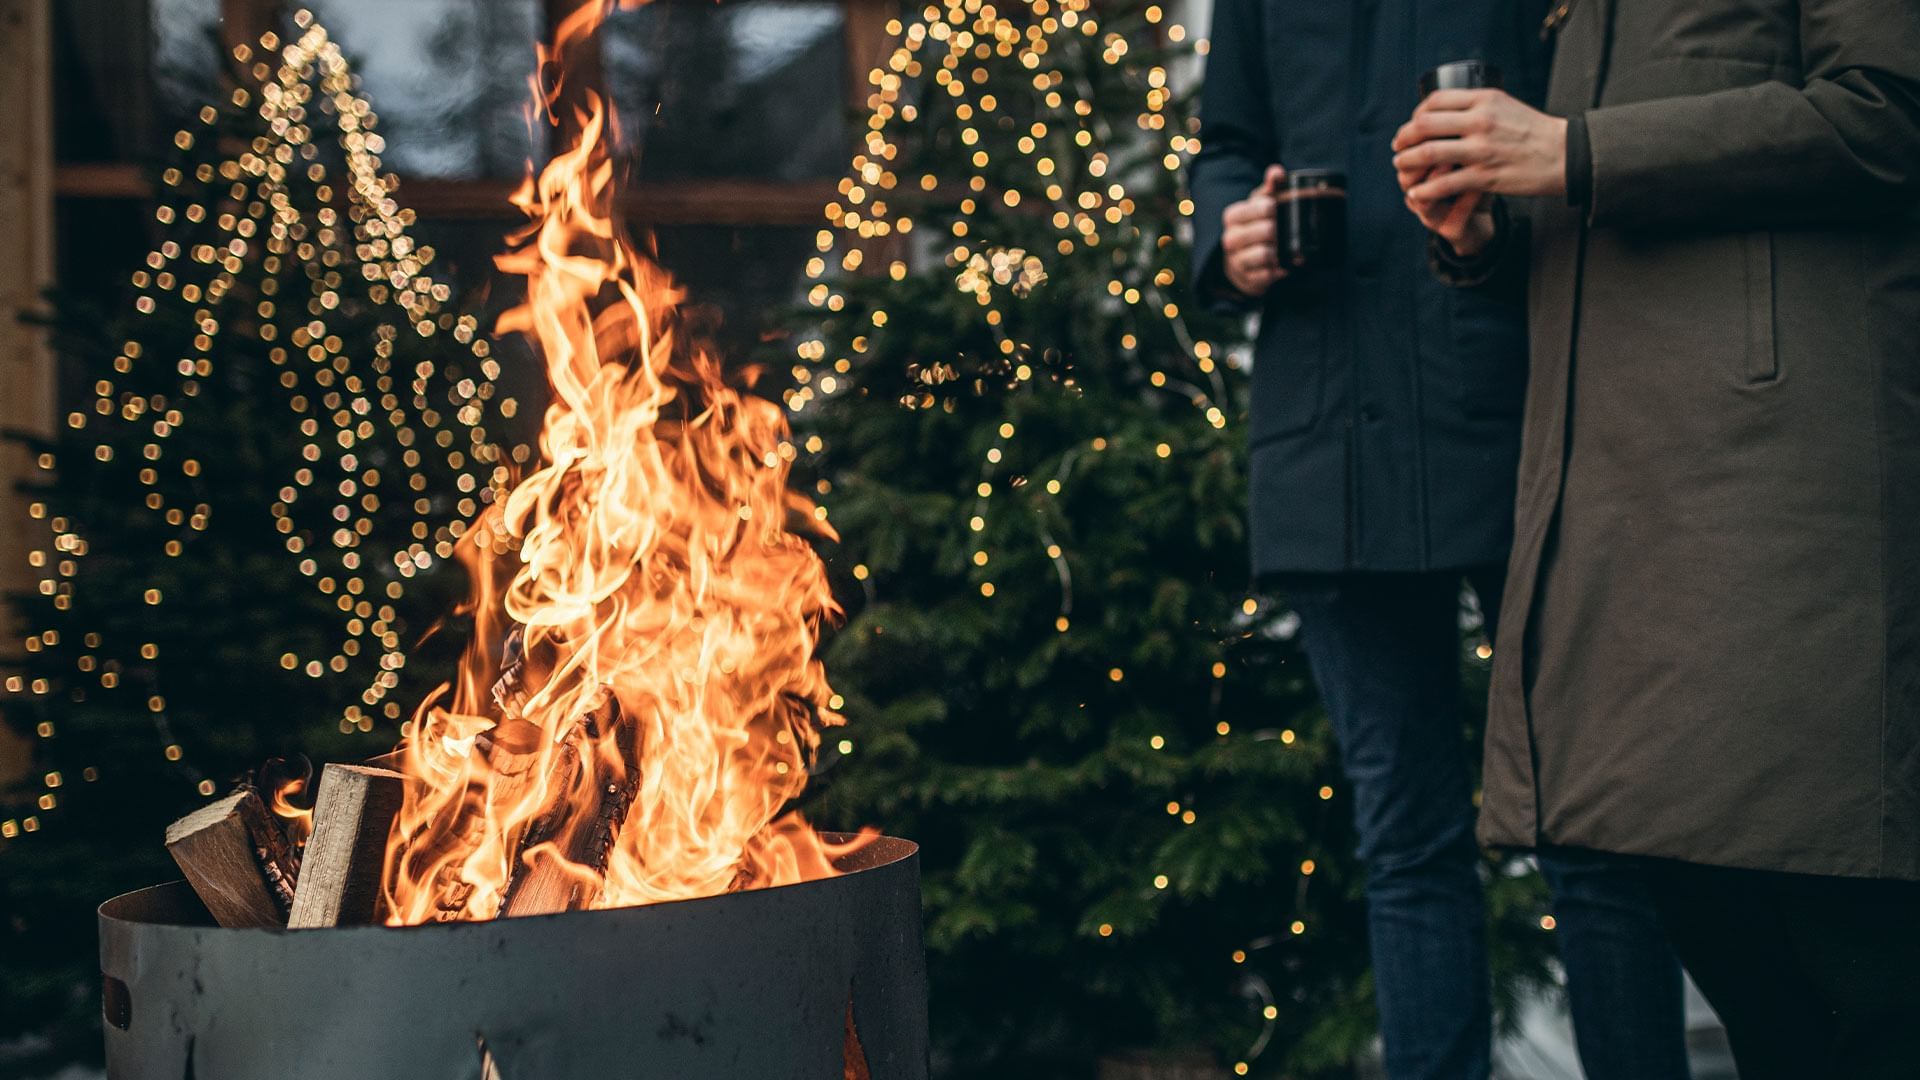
top-left (1393, 0), bottom-right (1920, 1076)
top-left (1190, 3), bottom-right (1689, 1078)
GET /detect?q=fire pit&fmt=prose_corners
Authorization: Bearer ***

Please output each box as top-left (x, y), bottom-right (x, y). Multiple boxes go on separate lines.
top-left (99, 835), bottom-right (925, 1079)
top-left (100, 10), bottom-right (928, 1076)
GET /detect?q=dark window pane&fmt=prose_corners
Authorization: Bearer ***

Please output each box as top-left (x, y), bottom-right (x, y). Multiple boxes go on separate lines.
top-left (154, 0), bottom-right (224, 129)
top-left (55, 0), bottom-right (159, 162)
top-left (652, 226), bottom-right (817, 358)
top-left (403, 218), bottom-right (545, 446)
top-left (54, 199), bottom-right (154, 410)
top-left (420, 222), bottom-right (814, 371)
top-left (605, 1), bottom-right (846, 182)
top-left (404, 222), bottom-right (814, 427)
top-left (302, 0), bottom-right (544, 180)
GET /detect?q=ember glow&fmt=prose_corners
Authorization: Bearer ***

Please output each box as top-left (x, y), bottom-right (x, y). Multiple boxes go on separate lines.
top-left (380, 1), bottom-right (863, 924)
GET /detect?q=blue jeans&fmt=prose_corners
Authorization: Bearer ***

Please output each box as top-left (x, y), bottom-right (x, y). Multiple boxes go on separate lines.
top-left (1289, 570), bottom-right (1689, 1080)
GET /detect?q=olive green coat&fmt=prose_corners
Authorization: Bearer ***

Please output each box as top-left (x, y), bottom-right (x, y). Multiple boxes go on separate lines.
top-left (1475, 0), bottom-right (1920, 878)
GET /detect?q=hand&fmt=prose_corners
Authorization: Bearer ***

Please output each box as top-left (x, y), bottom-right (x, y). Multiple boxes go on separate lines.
top-left (1407, 189), bottom-right (1499, 258)
top-left (1391, 89), bottom-right (1568, 203)
top-left (1219, 165), bottom-right (1289, 298)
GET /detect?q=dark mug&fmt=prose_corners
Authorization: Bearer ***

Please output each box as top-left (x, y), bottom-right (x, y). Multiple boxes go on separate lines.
top-left (1275, 169), bottom-right (1347, 272)
top-left (1419, 60), bottom-right (1503, 99)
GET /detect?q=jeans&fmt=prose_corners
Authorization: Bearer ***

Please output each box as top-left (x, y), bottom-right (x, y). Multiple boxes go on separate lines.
top-left (1288, 570), bottom-right (1690, 1080)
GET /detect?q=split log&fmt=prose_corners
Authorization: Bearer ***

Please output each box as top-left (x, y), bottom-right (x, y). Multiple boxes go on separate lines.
top-left (500, 687), bottom-right (639, 917)
top-left (287, 764), bottom-right (407, 928)
top-left (165, 789), bottom-right (300, 928)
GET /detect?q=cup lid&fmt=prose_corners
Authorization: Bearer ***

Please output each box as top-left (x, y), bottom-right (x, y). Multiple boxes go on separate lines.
top-left (1420, 60), bottom-right (1503, 97)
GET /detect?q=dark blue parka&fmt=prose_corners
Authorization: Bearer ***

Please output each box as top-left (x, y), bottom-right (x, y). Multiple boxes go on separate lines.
top-left (1191, 1), bottom-right (1550, 576)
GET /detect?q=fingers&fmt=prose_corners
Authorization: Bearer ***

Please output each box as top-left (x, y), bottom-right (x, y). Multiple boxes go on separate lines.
top-left (1223, 194), bottom-right (1276, 226)
top-left (1226, 238), bottom-right (1282, 278)
top-left (1408, 164), bottom-right (1495, 204)
top-left (1228, 259), bottom-right (1285, 297)
top-left (1403, 194), bottom-right (1452, 236)
top-left (1438, 191), bottom-right (1484, 242)
top-left (1413, 87), bottom-right (1502, 116)
top-left (1395, 162), bottom-right (1437, 196)
top-left (1221, 220), bottom-right (1282, 294)
top-left (1223, 214), bottom-right (1277, 253)
top-left (1223, 180), bottom-right (1283, 297)
top-left (1393, 137), bottom-right (1485, 176)
top-left (1392, 109), bottom-right (1481, 151)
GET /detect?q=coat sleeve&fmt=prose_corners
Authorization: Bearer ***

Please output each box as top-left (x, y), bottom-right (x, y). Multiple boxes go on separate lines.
top-left (1585, 0), bottom-right (1920, 228)
top-left (1430, 198), bottom-right (1533, 303)
top-left (1188, 0), bottom-right (1275, 311)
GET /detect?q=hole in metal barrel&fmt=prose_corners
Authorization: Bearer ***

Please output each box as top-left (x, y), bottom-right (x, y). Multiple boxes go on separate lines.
top-left (101, 975), bottom-right (131, 1031)
top-left (477, 1032), bottom-right (503, 1080)
top-left (844, 992), bottom-right (871, 1080)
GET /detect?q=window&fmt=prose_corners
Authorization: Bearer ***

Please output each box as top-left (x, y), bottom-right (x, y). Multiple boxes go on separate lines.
top-left (302, 0), bottom-right (544, 180)
top-left (51, 0), bottom-right (885, 357)
top-left (605, 1), bottom-right (846, 182)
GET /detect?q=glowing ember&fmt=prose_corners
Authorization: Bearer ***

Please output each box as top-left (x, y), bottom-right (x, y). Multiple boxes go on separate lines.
top-left (380, 1), bottom-right (863, 924)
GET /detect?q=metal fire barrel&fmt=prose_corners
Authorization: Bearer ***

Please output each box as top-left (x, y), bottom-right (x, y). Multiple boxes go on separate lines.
top-left (99, 835), bottom-right (927, 1080)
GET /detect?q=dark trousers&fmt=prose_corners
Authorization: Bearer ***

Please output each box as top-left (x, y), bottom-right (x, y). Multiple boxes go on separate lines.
top-left (1645, 861), bottom-right (1920, 1080)
top-left (1289, 570), bottom-right (1690, 1080)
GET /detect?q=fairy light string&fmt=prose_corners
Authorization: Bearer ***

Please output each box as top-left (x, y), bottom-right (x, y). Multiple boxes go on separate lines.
top-left (1, 12), bottom-right (520, 840)
top-left (789, 2), bottom-right (1342, 1072)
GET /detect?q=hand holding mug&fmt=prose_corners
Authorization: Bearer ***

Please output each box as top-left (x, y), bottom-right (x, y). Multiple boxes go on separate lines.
top-left (1392, 89), bottom-right (1568, 255)
top-left (1220, 165), bottom-right (1290, 298)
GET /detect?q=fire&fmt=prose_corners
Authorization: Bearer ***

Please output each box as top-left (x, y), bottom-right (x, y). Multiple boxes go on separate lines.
top-left (257, 755), bottom-right (315, 845)
top-left (267, 776), bottom-right (313, 846)
top-left (380, 1), bottom-right (862, 924)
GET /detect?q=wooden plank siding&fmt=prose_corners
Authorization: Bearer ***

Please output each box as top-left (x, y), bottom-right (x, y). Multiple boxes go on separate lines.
top-left (0, 0), bottom-right (56, 786)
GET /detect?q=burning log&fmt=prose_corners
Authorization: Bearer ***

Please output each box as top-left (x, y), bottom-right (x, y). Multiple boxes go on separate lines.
top-left (164, 788), bottom-right (300, 928)
top-left (499, 686), bottom-right (639, 917)
top-left (287, 764), bottom-right (407, 928)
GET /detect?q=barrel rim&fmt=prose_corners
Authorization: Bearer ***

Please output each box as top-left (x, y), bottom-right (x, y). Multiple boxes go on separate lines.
top-left (100, 831), bottom-right (917, 933)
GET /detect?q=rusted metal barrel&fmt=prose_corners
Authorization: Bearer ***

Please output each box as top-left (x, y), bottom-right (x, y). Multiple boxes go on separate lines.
top-left (99, 835), bottom-right (926, 1080)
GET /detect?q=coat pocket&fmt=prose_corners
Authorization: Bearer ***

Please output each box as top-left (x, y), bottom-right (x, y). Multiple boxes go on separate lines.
top-left (1743, 231), bottom-right (1779, 385)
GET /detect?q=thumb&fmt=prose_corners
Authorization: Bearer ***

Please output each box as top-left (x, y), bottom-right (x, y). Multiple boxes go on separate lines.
top-left (1261, 164), bottom-right (1287, 195)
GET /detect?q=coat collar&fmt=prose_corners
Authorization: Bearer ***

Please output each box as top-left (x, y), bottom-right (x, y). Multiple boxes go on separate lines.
top-left (1543, 0), bottom-right (1619, 108)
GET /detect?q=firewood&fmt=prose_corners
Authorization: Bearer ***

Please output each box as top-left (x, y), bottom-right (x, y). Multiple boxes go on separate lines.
top-left (500, 687), bottom-right (639, 917)
top-left (287, 764), bottom-right (408, 928)
top-left (164, 789), bottom-right (300, 928)
top-left (491, 624), bottom-right (531, 721)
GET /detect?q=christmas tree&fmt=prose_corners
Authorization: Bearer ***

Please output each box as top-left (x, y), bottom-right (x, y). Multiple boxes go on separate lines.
top-left (0, 15), bottom-right (521, 1064)
top-left (789, 2), bottom-right (1552, 1076)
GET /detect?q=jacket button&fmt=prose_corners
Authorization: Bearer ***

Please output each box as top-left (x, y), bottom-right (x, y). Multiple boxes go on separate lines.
top-left (1359, 407), bottom-right (1380, 423)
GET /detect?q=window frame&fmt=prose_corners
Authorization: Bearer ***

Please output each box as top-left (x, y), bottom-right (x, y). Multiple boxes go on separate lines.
top-left (51, 0), bottom-right (892, 225)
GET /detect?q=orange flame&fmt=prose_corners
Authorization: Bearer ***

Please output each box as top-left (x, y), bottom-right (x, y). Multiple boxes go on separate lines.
top-left (380, 1), bottom-right (864, 924)
top-left (267, 775), bottom-right (313, 846)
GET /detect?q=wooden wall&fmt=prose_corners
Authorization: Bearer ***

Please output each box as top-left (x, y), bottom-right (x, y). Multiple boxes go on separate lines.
top-left (0, 0), bottom-right (55, 786)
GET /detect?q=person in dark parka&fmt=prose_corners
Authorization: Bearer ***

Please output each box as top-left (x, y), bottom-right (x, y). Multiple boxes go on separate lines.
top-left (1392, 0), bottom-right (1920, 1075)
top-left (1190, 3), bottom-right (1689, 1078)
